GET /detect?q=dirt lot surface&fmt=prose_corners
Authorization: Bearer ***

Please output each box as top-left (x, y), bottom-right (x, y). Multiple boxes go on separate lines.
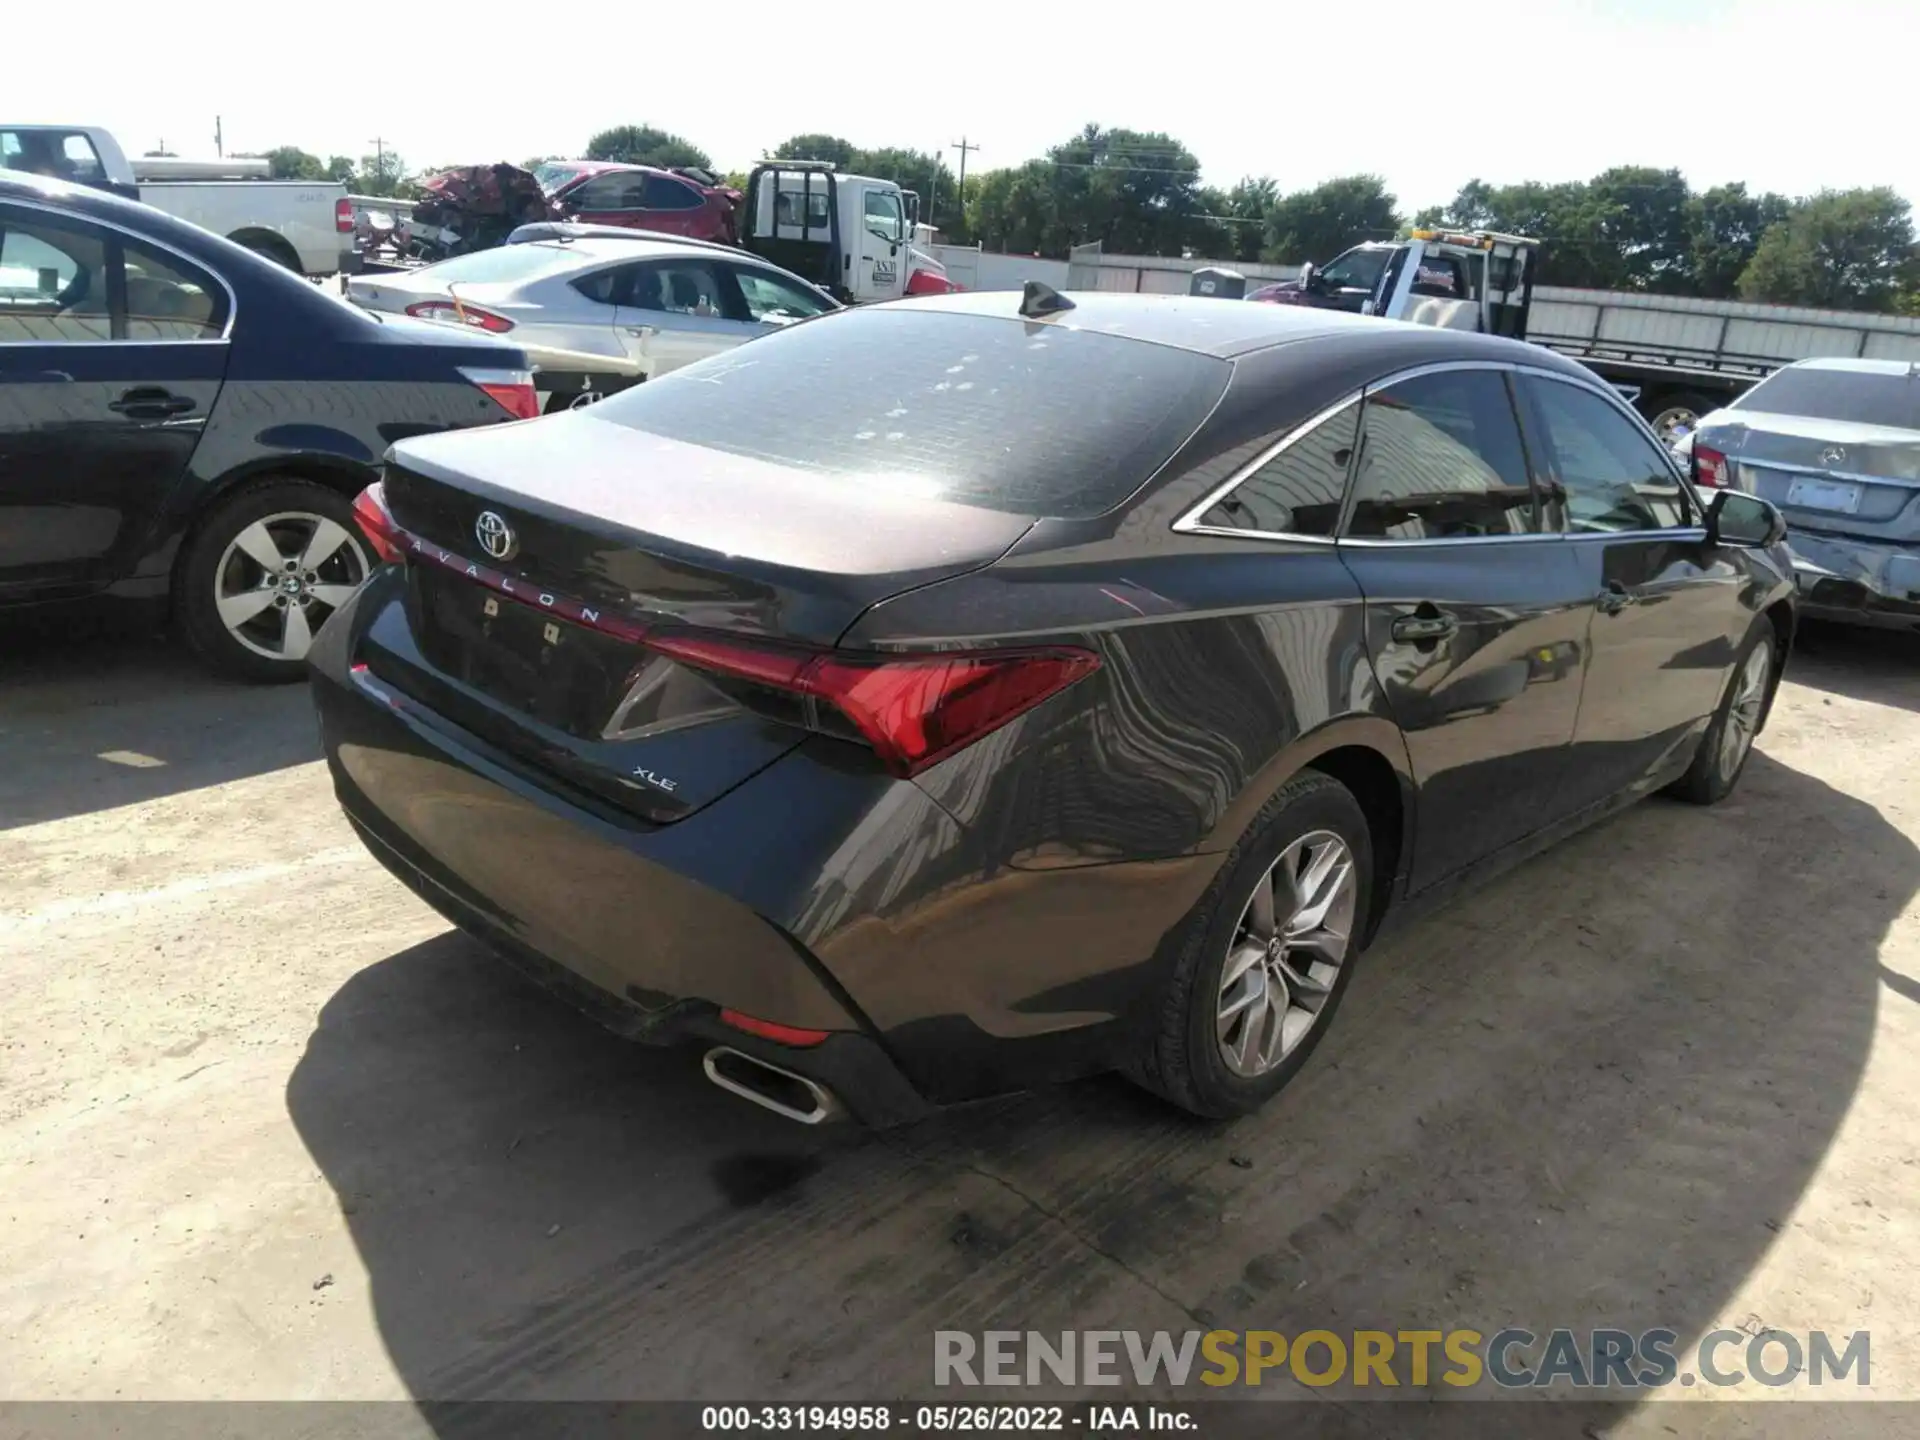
top-left (3, 621), bottom-right (1918, 1426)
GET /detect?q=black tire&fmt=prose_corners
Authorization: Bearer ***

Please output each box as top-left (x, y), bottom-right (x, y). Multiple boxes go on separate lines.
top-left (1666, 623), bottom-right (1777, 805)
top-left (176, 477), bottom-right (373, 683)
top-left (233, 234), bottom-right (304, 275)
top-left (1131, 771), bottom-right (1374, 1119)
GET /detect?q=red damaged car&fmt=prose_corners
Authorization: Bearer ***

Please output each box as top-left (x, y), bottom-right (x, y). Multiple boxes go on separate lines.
top-left (533, 161), bottom-right (740, 243)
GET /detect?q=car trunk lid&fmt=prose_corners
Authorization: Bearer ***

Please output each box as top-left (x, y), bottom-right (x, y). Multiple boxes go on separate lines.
top-left (366, 409), bottom-right (1035, 821)
top-left (1698, 410), bottom-right (1920, 543)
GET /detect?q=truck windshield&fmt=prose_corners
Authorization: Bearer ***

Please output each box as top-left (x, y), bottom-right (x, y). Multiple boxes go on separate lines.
top-left (587, 308), bottom-right (1231, 519)
top-left (1319, 246), bottom-right (1391, 292)
top-left (1735, 368), bottom-right (1920, 431)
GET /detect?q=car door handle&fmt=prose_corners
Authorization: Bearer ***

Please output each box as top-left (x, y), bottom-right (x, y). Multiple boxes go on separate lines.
top-left (1596, 581), bottom-right (1638, 615)
top-left (624, 325), bottom-right (656, 338)
top-left (108, 387), bottom-right (196, 418)
top-left (1390, 609), bottom-right (1458, 643)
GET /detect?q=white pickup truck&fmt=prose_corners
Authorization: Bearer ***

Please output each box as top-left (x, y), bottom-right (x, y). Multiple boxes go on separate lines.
top-left (1, 124), bottom-right (356, 279)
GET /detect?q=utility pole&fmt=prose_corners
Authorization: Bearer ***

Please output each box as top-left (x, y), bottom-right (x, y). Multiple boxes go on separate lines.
top-left (213, 117), bottom-right (223, 157)
top-left (950, 136), bottom-right (980, 202)
top-left (368, 136), bottom-right (389, 190)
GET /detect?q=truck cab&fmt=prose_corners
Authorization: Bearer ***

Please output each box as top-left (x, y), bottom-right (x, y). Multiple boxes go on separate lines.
top-left (1261, 229), bottom-right (1539, 339)
top-left (739, 161), bottom-right (914, 304)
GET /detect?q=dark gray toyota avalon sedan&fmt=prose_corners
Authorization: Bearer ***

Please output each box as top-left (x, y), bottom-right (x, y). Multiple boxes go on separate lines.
top-left (309, 289), bottom-right (1795, 1126)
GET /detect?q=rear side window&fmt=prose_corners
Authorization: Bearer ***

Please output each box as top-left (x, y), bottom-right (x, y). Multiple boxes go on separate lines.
top-left (0, 207), bottom-right (226, 342)
top-left (1346, 369), bottom-right (1536, 539)
top-left (1734, 366), bottom-right (1920, 430)
top-left (641, 175), bottom-right (702, 211)
top-left (1199, 402), bottom-right (1357, 536)
top-left (588, 308), bottom-right (1231, 518)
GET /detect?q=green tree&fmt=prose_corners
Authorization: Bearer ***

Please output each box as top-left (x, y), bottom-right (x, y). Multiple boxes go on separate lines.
top-left (1201, 176), bottom-right (1278, 263)
top-left (585, 125), bottom-right (710, 169)
top-left (1583, 166), bottom-right (1694, 290)
top-left (258, 146), bottom-right (326, 181)
top-left (1688, 182), bottom-right (1792, 298)
top-left (765, 133), bottom-right (856, 167)
top-left (966, 160), bottom-right (1060, 254)
top-left (1263, 175), bottom-right (1400, 264)
top-left (325, 155), bottom-right (357, 184)
top-left (1739, 188), bottom-right (1919, 310)
top-left (355, 150), bottom-right (410, 198)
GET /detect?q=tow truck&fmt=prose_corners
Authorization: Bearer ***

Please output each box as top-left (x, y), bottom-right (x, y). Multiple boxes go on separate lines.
top-left (1263, 228), bottom-right (1539, 337)
top-left (738, 160), bottom-right (954, 304)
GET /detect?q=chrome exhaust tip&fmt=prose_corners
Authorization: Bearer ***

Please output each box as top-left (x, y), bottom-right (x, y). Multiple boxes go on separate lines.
top-left (702, 1046), bottom-right (841, 1126)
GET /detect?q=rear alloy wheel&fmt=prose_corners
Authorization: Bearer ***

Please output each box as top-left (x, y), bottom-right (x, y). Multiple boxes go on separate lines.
top-left (1216, 831), bottom-right (1357, 1077)
top-left (1134, 771), bottom-right (1373, 1118)
top-left (1667, 626), bottom-right (1775, 805)
top-left (179, 479), bottom-right (371, 682)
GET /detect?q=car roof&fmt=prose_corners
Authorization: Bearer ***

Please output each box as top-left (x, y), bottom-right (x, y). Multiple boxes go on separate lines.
top-left (1783, 356), bottom-right (1920, 377)
top-left (890, 289), bottom-right (1585, 370)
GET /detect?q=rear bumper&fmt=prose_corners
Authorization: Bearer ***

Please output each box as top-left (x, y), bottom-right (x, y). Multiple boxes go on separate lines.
top-left (308, 572), bottom-right (1213, 1119)
top-left (340, 802), bottom-right (930, 1126)
top-left (1789, 529), bottom-right (1920, 630)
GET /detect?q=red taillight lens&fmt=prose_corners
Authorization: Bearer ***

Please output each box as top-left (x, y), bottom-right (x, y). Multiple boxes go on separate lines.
top-left (457, 365), bottom-right (542, 421)
top-left (718, 1010), bottom-right (831, 1047)
top-left (351, 481), bottom-right (407, 565)
top-left (406, 300), bottom-right (515, 333)
top-left (1694, 443), bottom-right (1731, 488)
top-left (335, 197), bottom-right (354, 234)
top-left (646, 634), bottom-right (1100, 777)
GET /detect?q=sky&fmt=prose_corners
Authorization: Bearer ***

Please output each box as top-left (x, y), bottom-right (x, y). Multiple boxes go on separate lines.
top-left (24, 0), bottom-right (1919, 215)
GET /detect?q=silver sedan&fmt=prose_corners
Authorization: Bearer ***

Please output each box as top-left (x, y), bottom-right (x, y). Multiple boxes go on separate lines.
top-left (344, 236), bottom-right (840, 411)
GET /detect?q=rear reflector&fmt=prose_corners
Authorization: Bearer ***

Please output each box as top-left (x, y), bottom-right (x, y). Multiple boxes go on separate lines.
top-left (1694, 443), bottom-right (1731, 488)
top-left (646, 633), bottom-right (1101, 777)
top-left (457, 365), bottom-right (541, 421)
top-left (351, 480), bottom-right (407, 564)
top-left (408, 299), bottom-right (515, 334)
top-left (719, 1010), bottom-right (832, 1048)
top-left (335, 197), bottom-right (355, 234)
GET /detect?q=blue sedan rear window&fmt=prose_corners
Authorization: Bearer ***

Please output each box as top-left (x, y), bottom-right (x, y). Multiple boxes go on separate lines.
top-left (588, 308), bottom-right (1231, 518)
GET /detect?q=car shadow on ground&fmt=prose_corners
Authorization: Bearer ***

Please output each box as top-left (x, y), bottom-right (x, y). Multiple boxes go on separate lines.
top-left (286, 750), bottom-right (1911, 1416)
top-left (0, 619), bottom-right (317, 830)
top-left (1786, 621), bottom-right (1920, 713)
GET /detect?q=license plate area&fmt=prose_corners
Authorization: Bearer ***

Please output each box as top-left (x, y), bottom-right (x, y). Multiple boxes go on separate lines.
top-left (1785, 475), bottom-right (1862, 514)
top-left (410, 567), bottom-right (634, 734)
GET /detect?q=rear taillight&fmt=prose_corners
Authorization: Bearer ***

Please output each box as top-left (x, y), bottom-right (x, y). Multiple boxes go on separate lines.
top-left (335, 197), bottom-right (354, 234)
top-left (719, 1010), bottom-right (831, 1047)
top-left (406, 299), bottom-right (515, 333)
top-left (458, 365), bottom-right (541, 421)
top-left (645, 633), bottom-right (1100, 777)
top-left (1694, 443), bottom-right (1731, 488)
top-left (351, 481), bottom-right (407, 565)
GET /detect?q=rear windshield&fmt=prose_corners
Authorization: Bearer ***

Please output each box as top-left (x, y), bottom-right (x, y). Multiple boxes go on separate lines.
top-left (414, 245), bottom-right (583, 285)
top-left (1735, 367), bottom-right (1920, 431)
top-left (586, 309), bottom-right (1231, 518)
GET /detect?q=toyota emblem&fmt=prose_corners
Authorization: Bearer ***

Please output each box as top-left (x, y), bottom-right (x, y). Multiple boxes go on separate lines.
top-left (474, 510), bottom-right (516, 561)
top-left (1820, 444), bottom-right (1848, 467)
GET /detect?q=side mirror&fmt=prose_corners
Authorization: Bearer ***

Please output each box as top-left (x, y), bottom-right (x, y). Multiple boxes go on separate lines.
top-left (1296, 262), bottom-right (1318, 292)
top-left (1704, 488), bottom-right (1786, 548)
